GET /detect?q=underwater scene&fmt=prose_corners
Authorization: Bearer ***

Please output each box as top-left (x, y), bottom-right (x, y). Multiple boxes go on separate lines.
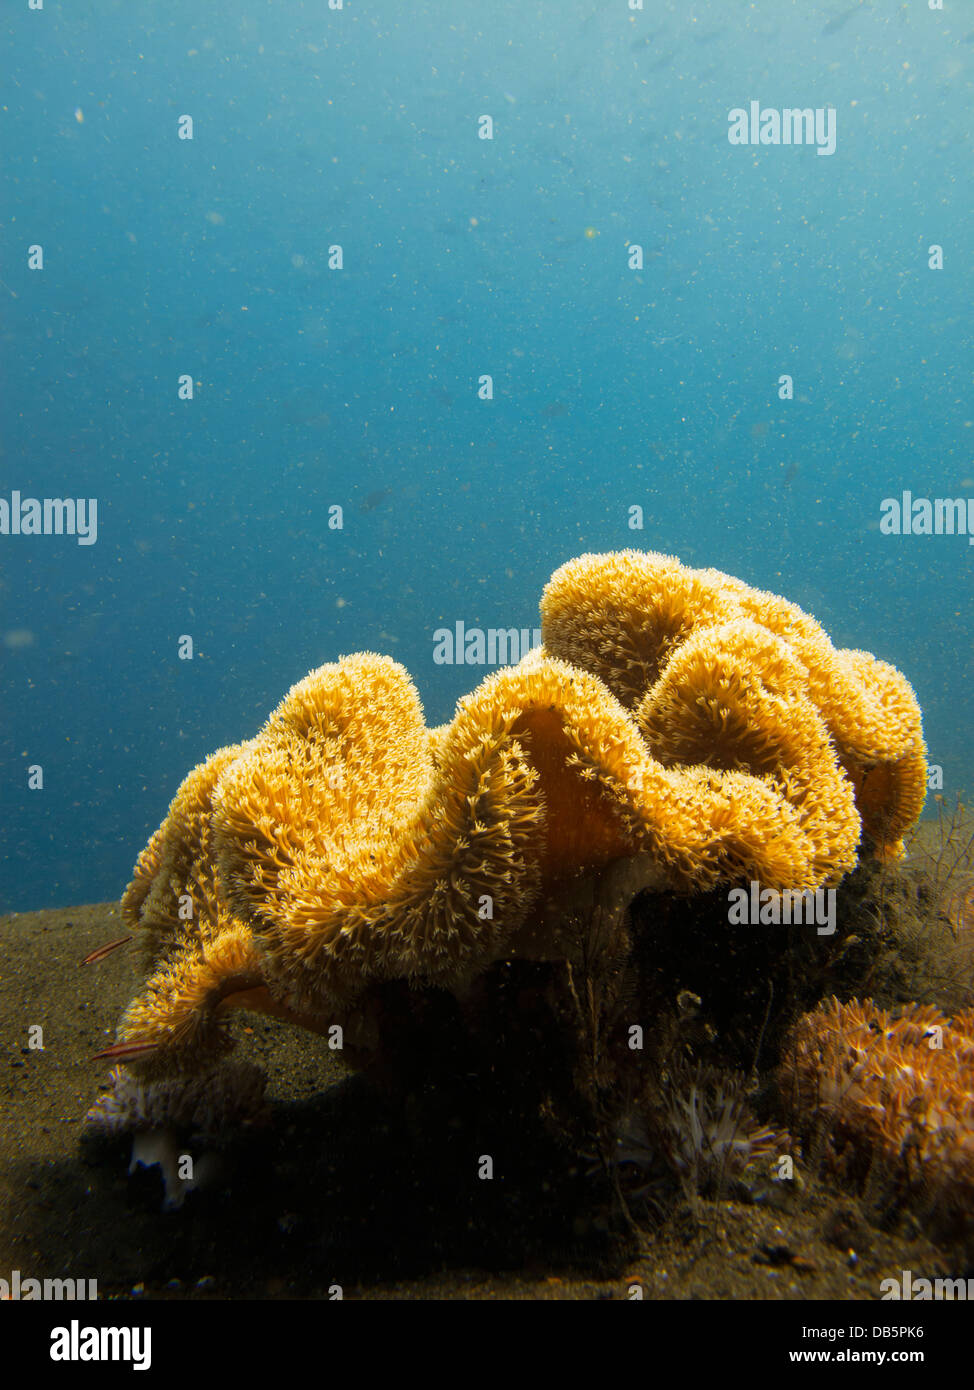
top-left (2, 0), bottom-right (973, 1341)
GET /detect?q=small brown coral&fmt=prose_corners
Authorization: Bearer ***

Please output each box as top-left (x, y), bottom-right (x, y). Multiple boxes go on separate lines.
top-left (778, 997), bottom-right (974, 1246)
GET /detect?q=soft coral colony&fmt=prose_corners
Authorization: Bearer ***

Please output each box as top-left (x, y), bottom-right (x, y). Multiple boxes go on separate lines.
top-left (88, 550), bottom-right (927, 1141)
top-left (779, 998), bottom-right (974, 1245)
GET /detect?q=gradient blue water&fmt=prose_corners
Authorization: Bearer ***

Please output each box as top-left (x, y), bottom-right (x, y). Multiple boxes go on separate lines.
top-left (2, 0), bottom-right (972, 912)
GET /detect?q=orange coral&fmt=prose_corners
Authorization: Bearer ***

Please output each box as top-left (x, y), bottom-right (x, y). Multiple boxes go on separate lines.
top-left (778, 997), bottom-right (974, 1242)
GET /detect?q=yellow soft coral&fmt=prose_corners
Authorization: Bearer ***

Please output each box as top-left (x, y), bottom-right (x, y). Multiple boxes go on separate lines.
top-left (541, 551), bottom-right (926, 858)
top-left (100, 551), bottom-right (926, 1087)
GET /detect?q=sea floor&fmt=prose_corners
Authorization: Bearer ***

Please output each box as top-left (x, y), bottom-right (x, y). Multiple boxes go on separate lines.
top-left (1, 864), bottom-right (970, 1301)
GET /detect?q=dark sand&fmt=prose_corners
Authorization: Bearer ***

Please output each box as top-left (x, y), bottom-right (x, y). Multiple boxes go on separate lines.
top-left (1, 895), bottom-right (967, 1301)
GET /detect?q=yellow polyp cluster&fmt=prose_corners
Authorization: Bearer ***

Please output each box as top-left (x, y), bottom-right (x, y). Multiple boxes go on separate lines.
top-left (107, 551), bottom-right (927, 1081)
top-left (541, 551), bottom-right (926, 860)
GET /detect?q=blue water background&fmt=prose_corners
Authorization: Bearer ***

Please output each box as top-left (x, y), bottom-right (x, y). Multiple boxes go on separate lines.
top-left (1, 0), bottom-right (972, 912)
